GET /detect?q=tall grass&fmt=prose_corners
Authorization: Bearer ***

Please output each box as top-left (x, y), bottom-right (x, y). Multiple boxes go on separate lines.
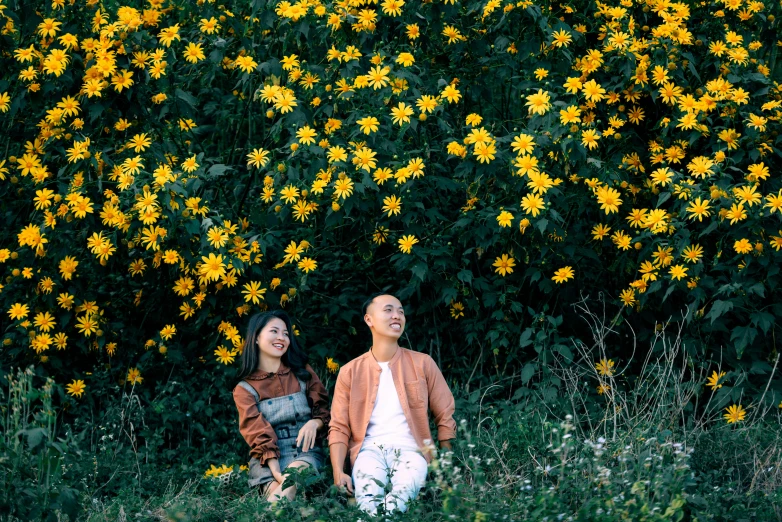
top-left (2, 304), bottom-right (781, 521)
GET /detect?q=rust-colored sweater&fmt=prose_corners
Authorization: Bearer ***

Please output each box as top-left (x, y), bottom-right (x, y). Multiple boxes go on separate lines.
top-left (328, 347), bottom-right (456, 469)
top-left (233, 363), bottom-right (330, 464)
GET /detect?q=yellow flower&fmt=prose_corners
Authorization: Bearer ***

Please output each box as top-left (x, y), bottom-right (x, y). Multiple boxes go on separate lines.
top-left (200, 253), bottom-right (226, 281)
top-left (492, 254), bottom-right (516, 276)
top-left (669, 264), bottom-right (688, 281)
top-left (242, 281), bottom-right (267, 304)
top-left (298, 257), bottom-right (317, 273)
top-left (520, 193), bottom-right (545, 217)
top-left (160, 324), bottom-right (177, 340)
top-left (0, 92), bottom-right (11, 113)
top-left (441, 84), bottom-right (461, 104)
top-left (234, 54), bottom-right (258, 73)
top-left (390, 102), bottom-right (413, 125)
top-left (734, 238), bottom-right (752, 254)
top-left (327, 357), bottom-right (340, 374)
top-left (66, 379), bottom-right (86, 398)
top-left (525, 89), bottom-right (551, 115)
top-left (398, 234), bottom-right (419, 254)
top-left (382, 195), bottom-right (403, 217)
top-left (595, 358), bottom-right (615, 376)
top-left (596, 187), bottom-right (622, 214)
top-left (204, 464), bottom-right (233, 478)
top-left (706, 371), bottom-right (726, 390)
top-left (465, 113), bottom-right (483, 126)
top-left (396, 52), bottom-right (415, 67)
top-left (723, 404), bottom-right (746, 424)
top-left (496, 210), bottom-right (513, 227)
top-left (357, 116), bottom-right (380, 134)
top-left (551, 266), bottom-right (574, 284)
top-left (214, 346), bottom-right (236, 365)
top-left (126, 368), bottom-right (143, 385)
top-left (7, 303), bottom-right (29, 320)
top-left (551, 29), bottom-right (572, 48)
top-left (183, 42), bottom-right (205, 64)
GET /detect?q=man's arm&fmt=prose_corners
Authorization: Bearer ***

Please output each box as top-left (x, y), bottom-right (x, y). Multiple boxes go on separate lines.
top-left (425, 356), bottom-right (457, 444)
top-left (328, 366), bottom-right (354, 493)
top-left (329, 442), bottom-right (353, 494)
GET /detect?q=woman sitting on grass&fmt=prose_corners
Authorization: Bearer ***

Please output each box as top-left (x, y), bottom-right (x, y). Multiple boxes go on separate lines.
top-left (233, 310), bottom-right (330, 502)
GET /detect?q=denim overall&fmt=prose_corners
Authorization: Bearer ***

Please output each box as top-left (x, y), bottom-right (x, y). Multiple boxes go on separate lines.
top-left (239, 377), bottom-right (324, 488)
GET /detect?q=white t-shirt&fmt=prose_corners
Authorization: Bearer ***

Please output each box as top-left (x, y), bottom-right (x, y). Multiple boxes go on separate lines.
top-left (362, 361), bottom-right (419, 450)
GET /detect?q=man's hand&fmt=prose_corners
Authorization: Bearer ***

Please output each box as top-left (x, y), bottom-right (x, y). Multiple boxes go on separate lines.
top-left (333, 471), bottom-right (354, 495)
top-left (439, 440), bottom-right (453, 451)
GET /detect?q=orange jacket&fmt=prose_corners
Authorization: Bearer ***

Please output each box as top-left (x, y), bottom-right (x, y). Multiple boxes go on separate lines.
top-left (328, 347), bottom-right (456, 469)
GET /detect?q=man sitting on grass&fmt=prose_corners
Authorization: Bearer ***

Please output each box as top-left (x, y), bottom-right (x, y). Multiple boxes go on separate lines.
top-left (328, 293), bottom-right (456, 515)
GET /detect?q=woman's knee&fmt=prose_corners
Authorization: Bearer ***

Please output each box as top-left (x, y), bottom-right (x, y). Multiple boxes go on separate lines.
top-left (262, 480), bottom-right (282, 499)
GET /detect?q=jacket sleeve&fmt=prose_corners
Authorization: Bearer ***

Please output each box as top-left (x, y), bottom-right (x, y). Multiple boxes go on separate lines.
top-left (233, 385), bottom-right (279, 464)
top-left (328, 365), bottom-right (351, 448)
top-left (424, 355), bottom-right (457, 441)
top-left (304, 364), bottom-right (331, 438)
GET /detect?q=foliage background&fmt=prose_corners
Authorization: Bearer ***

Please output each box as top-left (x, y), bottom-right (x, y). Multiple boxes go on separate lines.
top-left (1, 0), bottom-right (782, 518)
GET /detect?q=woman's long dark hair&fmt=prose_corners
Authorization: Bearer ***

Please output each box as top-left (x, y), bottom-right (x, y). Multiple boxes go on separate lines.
top-left (237, 310), bottom-right (311, 382)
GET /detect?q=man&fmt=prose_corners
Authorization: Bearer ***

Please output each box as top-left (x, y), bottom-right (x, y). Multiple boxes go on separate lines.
top-left (328, 293), bottom-right (456, 516)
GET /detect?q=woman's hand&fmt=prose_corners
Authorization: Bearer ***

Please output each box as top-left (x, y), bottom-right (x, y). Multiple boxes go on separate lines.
top-left (296, 418), bottom-right (323, 452)
top-left (267, 458), bottom-right (285, 485)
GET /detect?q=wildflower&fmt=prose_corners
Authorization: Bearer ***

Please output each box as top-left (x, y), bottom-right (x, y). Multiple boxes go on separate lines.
top-left (398, 234), bottom-right (419, 254)
top-left (525, 89), bottom-right (551, 115)
top-left (215, 346), bottom-right (236, 365)
top-left (66, 379), bottom-right (86, 398)
top-left (126, 368), bottom-right (143, 385)
top-left (356, 116), bottom-right (379, 134)
top-left (298, 257), bottom-right (317, 273)
top-left (723, 404), bottom-right (746, 424)
top-left (492, 254), bottom-right (515, 276)
top-left (496, 210), bottom-right (513, 227)
top-left (242, 281), bottom-right (267, 304)
top-left (595, 358), bottom-right (615, 376)
top-left (551, 266), bottom-right (574, 284)
top-left (706, 371), bottom-right (726, 390)
top-left (7, 303), bottom-right (29, 320)
top-left (327, 357), bottom-right (340, 373)
top-left (382, 195), bottom-right (402, 217)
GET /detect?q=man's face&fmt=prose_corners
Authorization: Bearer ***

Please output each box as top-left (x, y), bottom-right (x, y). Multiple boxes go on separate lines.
top-left (364, 295), bottom-right (406, 339)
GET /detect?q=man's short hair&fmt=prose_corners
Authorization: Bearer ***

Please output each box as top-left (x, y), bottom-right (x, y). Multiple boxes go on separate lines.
top-left (362, 292), bottom-right (391, 316)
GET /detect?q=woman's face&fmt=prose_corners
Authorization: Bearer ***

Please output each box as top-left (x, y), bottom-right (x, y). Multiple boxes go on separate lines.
top-left (256, 317), bottom-right (290, 360)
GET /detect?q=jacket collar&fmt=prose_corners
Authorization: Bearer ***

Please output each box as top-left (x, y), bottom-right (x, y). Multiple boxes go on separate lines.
top-left (245, 362), bottom-right (290, 380)
top-left (362, 346), bottom-right (404, 370)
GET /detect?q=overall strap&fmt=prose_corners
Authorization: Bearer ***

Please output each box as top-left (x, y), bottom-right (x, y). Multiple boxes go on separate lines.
top-left (237, 381), bottom-right (262, 413)
top-left (297, 377), bottom-right (307, 393)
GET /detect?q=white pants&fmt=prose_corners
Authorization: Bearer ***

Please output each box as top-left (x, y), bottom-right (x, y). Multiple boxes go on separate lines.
top-left (352, 442), bottom-right (428, 515)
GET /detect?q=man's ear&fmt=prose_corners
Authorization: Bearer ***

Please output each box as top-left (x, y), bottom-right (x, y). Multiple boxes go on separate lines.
top-left (363, 313), bottom-right (372, 328)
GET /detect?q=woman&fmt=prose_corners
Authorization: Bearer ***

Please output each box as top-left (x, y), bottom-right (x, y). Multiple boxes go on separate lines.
top-left (233, 310), bottom-right (330, 501)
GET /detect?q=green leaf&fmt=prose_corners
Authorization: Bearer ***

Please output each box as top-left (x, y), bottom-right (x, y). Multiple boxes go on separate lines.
top-left (175, 88), bottom-right (198, 110)
top-left (731, 326), bottom-right (757, 359)
top-left (207, 164), bottom-right (233, 178)
top-left (707, 300), bottom-right (733, 324)
top-left (521, 362), bottom-right (536, 384)
top-left (411, 262), bottom-right (427, 281)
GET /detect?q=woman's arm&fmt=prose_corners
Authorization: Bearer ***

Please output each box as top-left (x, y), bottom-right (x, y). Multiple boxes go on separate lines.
top-left (233, 385), bottom-right (280, 464)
